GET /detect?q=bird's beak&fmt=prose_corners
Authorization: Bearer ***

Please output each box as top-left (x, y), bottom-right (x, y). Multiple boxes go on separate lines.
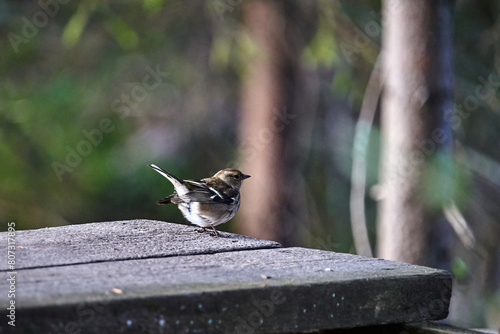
top-left (242, 174), bottom-right (251, 180)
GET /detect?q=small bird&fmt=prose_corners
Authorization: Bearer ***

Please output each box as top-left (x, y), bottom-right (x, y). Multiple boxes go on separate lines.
top-left (149, 164), bottom-right (250, 236)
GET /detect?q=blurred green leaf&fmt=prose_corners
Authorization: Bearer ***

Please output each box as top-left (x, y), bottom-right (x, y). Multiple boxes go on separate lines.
top-left (303, 15), bottom-right (338, 67)
top-left (423, 152), bottom-right (472, 209)
top-left (143, 0), bottom-right (164, 14)
top-left (62, 2), bottom-right (94, 49)
top-left (332, 66), bottom-right (352, 95)
top-left (103, 14), bottom-right (139, 50)
top-left (451, 257), bottom-right (468, 280)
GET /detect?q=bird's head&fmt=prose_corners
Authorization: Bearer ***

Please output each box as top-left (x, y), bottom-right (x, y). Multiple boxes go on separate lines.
top-left (214, 169), bottom-right (251, 190)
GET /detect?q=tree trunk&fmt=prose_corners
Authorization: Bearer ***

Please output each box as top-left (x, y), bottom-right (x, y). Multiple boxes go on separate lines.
top-left (237, 0), bottom-right (288, 242)
top-left (377, 0), bottom-right (454, 265)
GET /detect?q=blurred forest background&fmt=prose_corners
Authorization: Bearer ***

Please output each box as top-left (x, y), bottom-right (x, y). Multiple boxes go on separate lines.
top-left (1, 0), bottom-right (499, 329)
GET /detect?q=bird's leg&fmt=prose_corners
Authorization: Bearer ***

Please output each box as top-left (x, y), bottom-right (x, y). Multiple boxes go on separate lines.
top-left (196, 227), bottom-right (207, 233)
top-left (210, 224), bottom-right (220, 237)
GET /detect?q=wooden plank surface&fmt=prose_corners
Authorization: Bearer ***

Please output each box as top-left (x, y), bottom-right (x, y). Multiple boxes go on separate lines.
top-left (0, 219), bottom-right (281, 270)
top-left (0, 220), bottom-right (452, 333)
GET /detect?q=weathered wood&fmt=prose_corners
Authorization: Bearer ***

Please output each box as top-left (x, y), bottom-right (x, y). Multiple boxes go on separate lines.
top-left (0, 220), bottom-right (452, 333)
top-left (0, 219), bottom-right (281, 270)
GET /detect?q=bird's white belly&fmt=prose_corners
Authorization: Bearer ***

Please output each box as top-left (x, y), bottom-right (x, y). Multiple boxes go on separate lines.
top-left (178, 202), bottom-right (237, 227)
top-left (178, 203), bottom-right (209, 227)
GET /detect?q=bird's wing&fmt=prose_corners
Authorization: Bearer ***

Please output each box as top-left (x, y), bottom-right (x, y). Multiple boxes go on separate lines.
top-left (179, 188), bottom-right (235, 204)
top-left (219, 187), bottom-right (239, 199)
top-left (183, 179), bottom-right (208, 189)
top-left (183, 179), bottom-right (235, 203)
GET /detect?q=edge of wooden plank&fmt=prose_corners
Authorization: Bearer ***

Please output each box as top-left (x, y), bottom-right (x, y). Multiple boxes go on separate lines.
top-left (5, 247), bottom-right (452, 334)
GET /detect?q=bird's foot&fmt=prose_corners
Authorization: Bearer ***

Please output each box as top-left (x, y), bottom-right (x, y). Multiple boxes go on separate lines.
top-left (210, 225), bottom-right (221, 237)
top-left (196, 227), bottom-right (207, 233)
top-left (195, 226), bottom-right (221, 237)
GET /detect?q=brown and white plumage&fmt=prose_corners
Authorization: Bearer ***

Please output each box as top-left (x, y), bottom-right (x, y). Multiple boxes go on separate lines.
top-left (149, 164), bottom-right (250, 236)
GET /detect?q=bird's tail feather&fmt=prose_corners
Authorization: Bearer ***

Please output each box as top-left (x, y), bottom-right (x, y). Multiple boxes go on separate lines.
top-left (149, 164), bottom-right (189, 196)
top-left (157, 196), bottom-right (173, 205)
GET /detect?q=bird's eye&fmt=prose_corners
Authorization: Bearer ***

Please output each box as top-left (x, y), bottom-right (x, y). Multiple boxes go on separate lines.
top-left (233, 174), bottom-right (240, 179)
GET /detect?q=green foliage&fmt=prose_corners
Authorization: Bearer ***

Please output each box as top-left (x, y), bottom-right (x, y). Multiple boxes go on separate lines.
top-left (102, 13), bottom-right (139, 50)
top-left (422, 152), bottom-right (472, 210)
top-left (62, 2), bottom-right (93, 49)
top-left (143, 0), bottom-right (164, 14)
top-left (302, 14), bottom-right (339, 68)
top-left (451, 257), bottom-right (469, 281)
